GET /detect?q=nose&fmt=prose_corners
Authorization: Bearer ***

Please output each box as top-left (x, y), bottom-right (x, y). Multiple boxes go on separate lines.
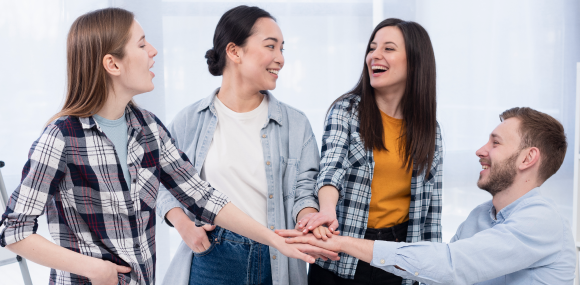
top-left (475, 143), bottom-right (489, 158)
top-left (150, 44), bottom-right (158, 58)
top-left (276, 49), bottom-right (284, 68)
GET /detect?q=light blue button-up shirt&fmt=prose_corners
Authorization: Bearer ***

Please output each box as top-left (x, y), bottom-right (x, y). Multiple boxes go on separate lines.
top-left (371, 189), bottom-right (576, 284)
top-left (156, 89), bottom-right (320, 285)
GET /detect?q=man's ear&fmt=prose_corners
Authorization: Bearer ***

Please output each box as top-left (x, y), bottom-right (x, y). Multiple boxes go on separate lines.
top-left (103, 54), bottom-right (121, 77)
top-left (519, 147), bottom-right (540, 171)
top-left (225, 42), bottom-right (242, 64)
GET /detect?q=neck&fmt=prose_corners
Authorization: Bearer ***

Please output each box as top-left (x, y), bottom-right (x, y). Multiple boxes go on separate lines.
top-left (374, 84), bottom-right (405, 119)
top-left (491, 176), bottom-right (538, 214)
top-left (96, 85), bottom-right (133, 120)
top-left (218, 71), bottom-right (264, 113)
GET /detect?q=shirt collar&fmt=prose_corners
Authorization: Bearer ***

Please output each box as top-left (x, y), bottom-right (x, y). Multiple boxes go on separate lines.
top-left (489, 188), bottom-right (540, 222)
top-left (197, 88), bottom-right (283, 125)
top-left (79, 105), bottom-right (139, 131)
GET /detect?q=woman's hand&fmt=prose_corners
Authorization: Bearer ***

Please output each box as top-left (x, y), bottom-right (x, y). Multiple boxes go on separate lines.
top-left (296, 210), bottom-right (338, 236)
top-left (276, 229), bottom-right (343, 253)
top-left (88, 260), bottom-right (131, 285)
top-left (175, 219), bottom-right (216, 253)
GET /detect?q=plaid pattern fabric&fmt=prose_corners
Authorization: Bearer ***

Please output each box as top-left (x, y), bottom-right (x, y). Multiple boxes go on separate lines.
top-left (0, 105), bottom-right (229, 285)
top-left (314, 95), bottom-right (443, 285)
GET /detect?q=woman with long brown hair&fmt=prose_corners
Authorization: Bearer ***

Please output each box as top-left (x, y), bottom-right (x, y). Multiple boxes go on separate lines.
top-left (295, 18), bottom-right (443, 285)
top-left (0, 7), bottom-right (336, 285)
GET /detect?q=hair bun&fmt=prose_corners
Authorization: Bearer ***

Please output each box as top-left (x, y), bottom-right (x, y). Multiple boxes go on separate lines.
top-left (205, 48), bottom-right (221, 76)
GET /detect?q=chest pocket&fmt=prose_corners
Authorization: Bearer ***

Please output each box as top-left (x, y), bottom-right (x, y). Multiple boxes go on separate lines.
top-left (282, 158), bottom-right (298, 201)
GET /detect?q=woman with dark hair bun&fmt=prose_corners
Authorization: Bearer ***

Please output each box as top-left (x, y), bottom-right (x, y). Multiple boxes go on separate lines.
top-left (156, 5), bottom-right (336, 285)
top-left (288, 18), bottom-right (444, 285)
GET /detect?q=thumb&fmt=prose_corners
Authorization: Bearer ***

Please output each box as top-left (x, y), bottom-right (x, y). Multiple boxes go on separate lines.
top-left (329, 220), bottom-right (339, 232)
top-left (116, 265), bottom-right (132, 273)
top-left (202, 224), bottom-right (216, 231)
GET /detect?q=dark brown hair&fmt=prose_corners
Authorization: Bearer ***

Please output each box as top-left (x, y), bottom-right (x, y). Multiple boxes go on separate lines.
top-left (330, 18), bottom-right (437, 175)
top-left (47, 8), bottom-right (135, 124)
top-left (499, 107), bottom-right (567, 184)
top-left (205, 5), bottom-right (275, 76)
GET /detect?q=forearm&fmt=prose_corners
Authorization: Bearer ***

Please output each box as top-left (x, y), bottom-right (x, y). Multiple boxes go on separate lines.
top-left (338, 236), bottom-right (374, 263)
top-left (214, 203), bottom-right (282, 248)
top-left (6, 234), bottom-right (103, 279)
top-left (165, 207), bottom-right (192, 232)
top-left (318, 185), bottom-right (339, 212)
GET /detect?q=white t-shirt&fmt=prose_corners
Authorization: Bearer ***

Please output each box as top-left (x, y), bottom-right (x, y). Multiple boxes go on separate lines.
top-left (200, 95), bottom-right (270, 227)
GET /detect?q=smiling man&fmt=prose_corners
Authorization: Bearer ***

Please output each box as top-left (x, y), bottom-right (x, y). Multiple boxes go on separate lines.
top-left (278, 107), bottom-right (576, 284)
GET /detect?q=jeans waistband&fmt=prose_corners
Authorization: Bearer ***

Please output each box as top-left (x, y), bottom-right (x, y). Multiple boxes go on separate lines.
top-left (363, 221), bottom-right (409, 242)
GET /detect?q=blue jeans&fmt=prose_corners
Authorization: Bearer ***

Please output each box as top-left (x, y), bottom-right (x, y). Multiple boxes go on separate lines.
top-left (189, 226), bottom-right (273, 285)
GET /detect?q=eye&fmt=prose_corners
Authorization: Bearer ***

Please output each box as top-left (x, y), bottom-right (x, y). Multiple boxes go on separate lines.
top-left (280, 48), bottom-right (284, 53)
top-left (368, 47), bottom-right (375, 53)
top-left (492, 141), bottom-right (499, 146)
top-left (266, 45), bottom-right (275, 49)
top-left (385, 47), bottom-right (394, 51)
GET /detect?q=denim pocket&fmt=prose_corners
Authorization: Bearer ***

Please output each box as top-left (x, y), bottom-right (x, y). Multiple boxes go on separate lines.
top-left (192, 230), bottom-right (216, 256)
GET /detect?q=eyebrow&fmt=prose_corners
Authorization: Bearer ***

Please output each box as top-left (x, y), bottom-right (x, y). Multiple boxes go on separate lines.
top-left (139, 35), bottom-right (145, 41)
top-left (264, 37), bottom-right (284, 44)
top-left (369, 41), bottom-right (398, 47)
top-left (491, 133), bottom-right (502, 140)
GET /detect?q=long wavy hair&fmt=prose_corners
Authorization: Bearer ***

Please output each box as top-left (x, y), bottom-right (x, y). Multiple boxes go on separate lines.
top-left (47, 8), bottom-right (135, 125)
top-left (331, 18), bottom-right (437, 175)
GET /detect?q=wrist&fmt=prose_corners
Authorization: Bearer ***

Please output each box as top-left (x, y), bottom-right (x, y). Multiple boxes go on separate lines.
top-left (166, 208), bottom-right (190, 231)
top-left (84, 258), bottom-right (106, 280)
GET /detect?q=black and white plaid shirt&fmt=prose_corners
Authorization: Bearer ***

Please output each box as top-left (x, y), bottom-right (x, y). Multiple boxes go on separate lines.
top-left (0, 105), bottom-right (229, 285)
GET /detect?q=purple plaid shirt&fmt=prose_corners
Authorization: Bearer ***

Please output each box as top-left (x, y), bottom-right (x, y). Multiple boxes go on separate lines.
top-left (0, 105), bottom-right (229, 285)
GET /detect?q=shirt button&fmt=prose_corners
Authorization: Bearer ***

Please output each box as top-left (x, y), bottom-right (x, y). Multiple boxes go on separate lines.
top-left (270, 226), bottom-right (275, 230)
top-left (415, 272), bottom-right (419, 276)
top-left (132, 179), bottom-right (136, 183)
top-left (262, 134), bottom-right (267, 138)
top-left (272, 255), bottom-right (277, 260)
top-left (269, 195), bottom-right (273, 199)
top-left (380, 259), bottom-right (385, 264)
top-left (266, 161), bottom-right (271, 165)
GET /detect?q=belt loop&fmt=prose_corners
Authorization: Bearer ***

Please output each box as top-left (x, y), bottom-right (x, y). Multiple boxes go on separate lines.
top-left (215, 225), bottom-right (225, 244)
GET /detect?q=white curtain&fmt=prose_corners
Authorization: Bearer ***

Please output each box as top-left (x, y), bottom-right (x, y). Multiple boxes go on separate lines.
top-left (1, 0), bottom-right (578, 283)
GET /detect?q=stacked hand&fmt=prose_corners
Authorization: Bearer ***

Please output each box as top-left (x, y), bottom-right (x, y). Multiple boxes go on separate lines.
top-left (295, 209), bottom-right (339, 241)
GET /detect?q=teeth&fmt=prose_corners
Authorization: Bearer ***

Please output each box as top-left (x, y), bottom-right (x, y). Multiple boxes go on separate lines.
top-left (372, 65), bottom-right (387, 71)
top-left (482, 165), bottom-right (489, 170)
top-left (268, 69), bottom-right (279, 75)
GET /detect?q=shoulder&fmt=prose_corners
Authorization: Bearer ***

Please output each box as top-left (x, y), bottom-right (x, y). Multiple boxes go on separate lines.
top-left (172, 98), bottom-right (208, 125)
top-left (277, 100), bottom-right (310, 124)
top-left (46, 115), bottom-right (79, 138)
top-left (510, 194), bottom-right (563, 226)
top-left (469, 199), bottom-right (494, 218)
top-left (330, 94), bottom-right (359, 113)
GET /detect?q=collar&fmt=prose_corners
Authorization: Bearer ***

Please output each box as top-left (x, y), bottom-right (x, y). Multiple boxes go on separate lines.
top-left (79, 105), bottom-right (141, 132)
top-left (197, 88), bottom-right (283, 125)
top-left (489, 188), bottom-right (540, 222)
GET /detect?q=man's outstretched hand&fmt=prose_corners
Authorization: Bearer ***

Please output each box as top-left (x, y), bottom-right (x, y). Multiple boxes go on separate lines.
top-left (275, 229), bottom-right (343, 253)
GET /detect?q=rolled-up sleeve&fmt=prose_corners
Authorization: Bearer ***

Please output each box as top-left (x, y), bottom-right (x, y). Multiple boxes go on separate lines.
top-left (315, 102), bottom-right (352, 200)
top-left (292, 129), bottom-right (321, 222)
top-left (155, 117), bottom-right (229, 226)
top-left (0, 124), bottom-right (67, 246)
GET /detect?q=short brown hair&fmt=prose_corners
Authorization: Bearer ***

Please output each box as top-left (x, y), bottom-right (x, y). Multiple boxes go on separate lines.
top-left (500, 107), bottom-right (567, 184)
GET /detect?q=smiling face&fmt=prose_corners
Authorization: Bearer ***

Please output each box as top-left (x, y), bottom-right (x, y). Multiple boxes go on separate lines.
top-left (117, 20), bottom-right (158, 95)
top-left (476, 118), bottom-right (523, 195)
top-left (365, 26), bottom-right (407, 93)
top-left (236, 17), bottom-right (284, 91)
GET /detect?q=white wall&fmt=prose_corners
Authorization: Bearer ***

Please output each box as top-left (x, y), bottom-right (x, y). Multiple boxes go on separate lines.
top-left (0, 0), bottom-right (578, 284)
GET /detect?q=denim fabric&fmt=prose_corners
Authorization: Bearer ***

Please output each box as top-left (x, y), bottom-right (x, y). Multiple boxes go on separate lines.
top-left (189, 226), bottom-right (272, 285)
top-left (157, 89), bottom-right (319, 285)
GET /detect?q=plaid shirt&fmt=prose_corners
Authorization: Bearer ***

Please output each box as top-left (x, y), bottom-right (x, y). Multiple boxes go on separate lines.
top-left (0, 105), bottom-right (229, 285)
top-left (314, 95), bottom-right (443, 285)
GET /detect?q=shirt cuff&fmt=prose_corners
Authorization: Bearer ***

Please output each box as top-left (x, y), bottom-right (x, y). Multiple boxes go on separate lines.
top-left (371, 240), bottom-right (401, 268)
top-left (293, 199), bottom-right (320, 223)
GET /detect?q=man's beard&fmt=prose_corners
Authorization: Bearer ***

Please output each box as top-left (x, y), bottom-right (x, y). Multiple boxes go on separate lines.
top-left (477, 151), bottom-right (519, 196)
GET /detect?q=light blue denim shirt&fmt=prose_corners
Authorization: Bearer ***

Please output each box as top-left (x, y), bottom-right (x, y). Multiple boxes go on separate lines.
top-left (371, 188), bottom-right (576, 284)
top-left (156, 89), bottom-right (320, 285)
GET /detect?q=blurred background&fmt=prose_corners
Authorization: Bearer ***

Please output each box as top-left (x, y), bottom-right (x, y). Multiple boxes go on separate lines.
top-left (1, 0), bottom-right (579, 284)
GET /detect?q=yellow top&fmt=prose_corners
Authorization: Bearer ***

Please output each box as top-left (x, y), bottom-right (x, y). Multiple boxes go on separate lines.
top-left (367, 111), bottom-right (412, 229)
